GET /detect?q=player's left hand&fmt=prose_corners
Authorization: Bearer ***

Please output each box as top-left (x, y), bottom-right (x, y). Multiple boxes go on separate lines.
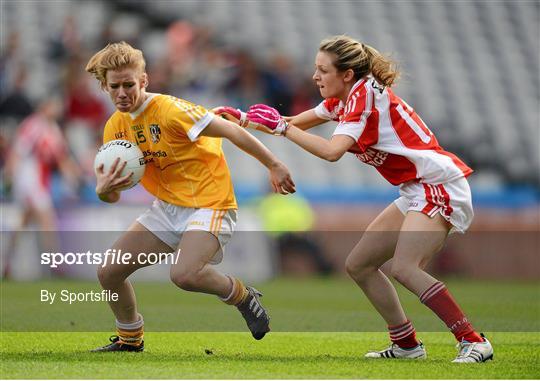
top-left (269, 161), bottom-right (296, 195)
top-left (212, 106), bottom-right (249, 126)
top-left (212, 105), bottom-right (276, 132)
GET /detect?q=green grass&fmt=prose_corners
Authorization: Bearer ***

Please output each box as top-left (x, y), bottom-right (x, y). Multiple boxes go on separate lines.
top-left (1, 332), bottom-right (539, 379)
top-left (1, 277), bottom-right (538, 332)
top-left (1, 277), bottom-right (539, 378)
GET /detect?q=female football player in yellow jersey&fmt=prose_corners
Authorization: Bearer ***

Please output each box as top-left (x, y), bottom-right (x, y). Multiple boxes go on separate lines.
top-left (85, 41), bottom-right (296, 352)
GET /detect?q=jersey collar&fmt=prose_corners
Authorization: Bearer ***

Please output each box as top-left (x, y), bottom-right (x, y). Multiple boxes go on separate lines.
top-left (129, 92), bottom-right (159, 120)
top-left (346, 75), bottom-right (371, 103)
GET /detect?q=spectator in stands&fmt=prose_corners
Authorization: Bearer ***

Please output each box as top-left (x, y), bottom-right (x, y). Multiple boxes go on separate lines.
top-left (0, 31), bottom-right (23, 97)
top-left (290, 77), bottom-right (322, 116)
top-left (216, 35), bottom-right (493, 363)
top-left (0, 67), bottom-right (33, 121)
top-left (261, 53), bottom-right (295, 116)
top-left (224, 50), bottom-right (266, 110)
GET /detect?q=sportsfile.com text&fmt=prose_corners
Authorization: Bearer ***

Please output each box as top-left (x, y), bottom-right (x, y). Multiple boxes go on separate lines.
top-left (40, 249), bottom-right (181, 268)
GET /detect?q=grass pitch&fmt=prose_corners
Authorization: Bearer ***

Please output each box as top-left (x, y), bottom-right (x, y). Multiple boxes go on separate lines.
top-left (1, 277), bottom-right (539, 378)
top-left (1, 332), bottom-right (538, 379)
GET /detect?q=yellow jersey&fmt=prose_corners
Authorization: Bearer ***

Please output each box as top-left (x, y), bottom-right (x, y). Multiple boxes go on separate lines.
top-left (103, 93), bottom-right (237, 209)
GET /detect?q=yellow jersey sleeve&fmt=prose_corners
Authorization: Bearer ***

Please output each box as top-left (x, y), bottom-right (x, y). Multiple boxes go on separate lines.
top-left (103, 119), bottom-right (116, 144)
top-left (102, 114), bottom-right (129, 144)
top-left (164, 97), bottom-right (214, 141)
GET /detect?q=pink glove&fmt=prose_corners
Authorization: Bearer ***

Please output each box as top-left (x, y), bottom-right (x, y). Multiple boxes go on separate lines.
top-left (211, 106), bottom-right (249, 127)
top-left (246, 104), bottom-right (289, 135)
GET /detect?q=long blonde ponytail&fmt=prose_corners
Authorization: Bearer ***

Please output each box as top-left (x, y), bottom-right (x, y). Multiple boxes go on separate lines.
top-left (319, 35), bottom-right (400, 87)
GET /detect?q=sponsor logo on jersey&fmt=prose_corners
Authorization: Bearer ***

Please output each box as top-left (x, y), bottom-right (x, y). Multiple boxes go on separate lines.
top-left (355, 148), bottom-right (388, 167)
top-left (149, 124), bottom-right (161, 143)
top-left (145, 149), bottom-right (167, 158)
top-left (115, 130), bottom-right (127, 139)
top-left (142, 149), bottom-right (168, 160)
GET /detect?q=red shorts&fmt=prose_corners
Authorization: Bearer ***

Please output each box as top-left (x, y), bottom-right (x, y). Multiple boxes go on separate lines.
top-left (394, 177), bottom-right (474, 233)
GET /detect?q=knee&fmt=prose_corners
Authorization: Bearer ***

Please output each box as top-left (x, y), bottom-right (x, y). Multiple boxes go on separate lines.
top-left (170, 268), bottom-right (201, 291)
top-left (345, 255), bottom-right (376, 282)
top-left (97, 266), bottom-right (123, 289)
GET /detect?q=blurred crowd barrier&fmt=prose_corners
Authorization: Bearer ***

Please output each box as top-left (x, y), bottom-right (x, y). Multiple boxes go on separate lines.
top-left (1, 201), bottom-right (538, 281)
top-left (313, 205), bottom-right (540, 280)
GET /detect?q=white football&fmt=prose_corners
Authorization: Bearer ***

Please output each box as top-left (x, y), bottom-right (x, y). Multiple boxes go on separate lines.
top-left (94, 139), bottom-right (146, 189)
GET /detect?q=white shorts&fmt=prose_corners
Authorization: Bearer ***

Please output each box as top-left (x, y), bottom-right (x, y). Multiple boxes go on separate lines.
top-left (136, 199), bottom-right (237, 264)
top-left (394, 177), bottom-right (474, 234)
top-left (13, 159), bottom-right (53, 212)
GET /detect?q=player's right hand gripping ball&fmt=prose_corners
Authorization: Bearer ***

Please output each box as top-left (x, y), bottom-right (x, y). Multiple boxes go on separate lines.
top-left (94, 139), bottom-right (146, 189)
top-left (247, 104), bottom-right (289, 135)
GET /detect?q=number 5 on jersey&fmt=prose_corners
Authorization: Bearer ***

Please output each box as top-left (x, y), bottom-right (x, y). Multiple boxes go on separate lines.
top-left (135, 130), bottom-right (146, 144)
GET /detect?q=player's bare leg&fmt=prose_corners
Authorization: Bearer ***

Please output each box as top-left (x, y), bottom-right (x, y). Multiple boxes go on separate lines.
top-left (391, 211), bottom-right (491, 362)
top-left (170, 230), bottom-right (270, 339)
top-left (345, 203), bottom-right (407, 326)
top-left (4, 204), bottom-right (58, 279)
top-left (92, 221), bottom-right (173, 352)
top-left (169, 230), bottom-right (231, 296)
top-left (97, 221), bottom-right (172, 322)
top-left (35, 207), bottom-right (62, 276)
top-left (345, 203), bottom-right (426, 359)
top-left (389, 211), bottom-right (449, 295)
top-left (3, 207), bottom-right (33, 279)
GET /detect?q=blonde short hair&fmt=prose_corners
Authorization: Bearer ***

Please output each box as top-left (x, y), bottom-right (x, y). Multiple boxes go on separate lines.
top-left (319, 35), bottom-right (400, 87)
top-left (85, 41), bottom-right (146, 86)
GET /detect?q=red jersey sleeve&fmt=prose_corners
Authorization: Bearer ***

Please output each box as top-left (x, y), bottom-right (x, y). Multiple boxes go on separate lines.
top-left (333, 85), bottom-right (370, 139)
top-left (314, 98), bottom-right (342, 121)
top-left (333, 82), bottom-right (379, 152)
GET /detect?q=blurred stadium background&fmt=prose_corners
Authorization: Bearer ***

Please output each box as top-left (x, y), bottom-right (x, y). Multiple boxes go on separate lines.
top-left (0, 0), bottom-right (539, 283)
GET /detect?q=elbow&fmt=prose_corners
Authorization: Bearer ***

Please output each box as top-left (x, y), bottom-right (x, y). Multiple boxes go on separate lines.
top-left (324, 150), bottom-right (344, 162)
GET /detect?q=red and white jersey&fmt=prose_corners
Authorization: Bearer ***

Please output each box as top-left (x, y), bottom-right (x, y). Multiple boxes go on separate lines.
top-left (12, 114), bottom-right (67, 189)
top-left (314, 76), bottom-right (472, 185)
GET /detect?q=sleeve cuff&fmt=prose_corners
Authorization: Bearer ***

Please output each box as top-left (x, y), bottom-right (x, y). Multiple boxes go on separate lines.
top-left (314, 103), bottom-right (333, 120)
top-left (332, 122), bottom-right (364, 141)
top-left (187, 112), bottom-right (214, 142)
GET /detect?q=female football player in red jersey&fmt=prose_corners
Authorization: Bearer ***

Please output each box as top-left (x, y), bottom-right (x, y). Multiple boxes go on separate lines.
top-left (215, 35), bottom-right (493, 363)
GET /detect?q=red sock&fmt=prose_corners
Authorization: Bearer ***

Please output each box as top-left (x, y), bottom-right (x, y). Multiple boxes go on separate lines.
top-left (388, 320), bottom-right (419, 349)
top-left (420, 281), bottom-right (483, 342)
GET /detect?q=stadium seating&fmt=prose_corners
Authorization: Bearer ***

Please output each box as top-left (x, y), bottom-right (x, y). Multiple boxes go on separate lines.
top-left (1, 1), bottom-right (538, 195)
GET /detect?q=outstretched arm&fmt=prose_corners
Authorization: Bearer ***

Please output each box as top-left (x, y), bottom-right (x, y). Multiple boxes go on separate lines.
top-left (284, 109), bottom-right (327, 131)
top-left (201, 116), bottom-right (296, 195)
top-left (247, 104), bottom-right (356, 162)
top-left (284, 125), bottom-right (355, 162)
top-left (213, 107), bottom-right (327, 132)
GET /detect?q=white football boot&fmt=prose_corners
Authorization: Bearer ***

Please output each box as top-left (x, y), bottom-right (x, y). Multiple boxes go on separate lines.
top-left (452, 333), bottom-right (493, 363)
top-left (365, 342), bottom-right (426, 359)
